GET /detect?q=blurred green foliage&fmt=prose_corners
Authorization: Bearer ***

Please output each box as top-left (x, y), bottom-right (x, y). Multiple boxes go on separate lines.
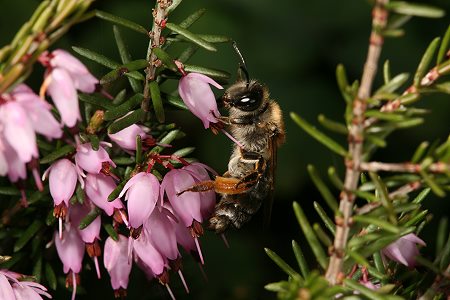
top-left (1, 0), bottom-right (449, 299)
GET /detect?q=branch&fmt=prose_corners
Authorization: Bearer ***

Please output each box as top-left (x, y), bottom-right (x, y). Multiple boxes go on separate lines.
top-left (325, 0), bottom-right (389, 284)
top-left (142, 0), bottom-right (173, 111)
top-left (360, 161), bottom-right (449, 173)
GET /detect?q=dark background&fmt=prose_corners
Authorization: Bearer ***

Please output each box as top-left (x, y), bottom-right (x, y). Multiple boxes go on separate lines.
top-left (1, 0), bottom-right (450, 299)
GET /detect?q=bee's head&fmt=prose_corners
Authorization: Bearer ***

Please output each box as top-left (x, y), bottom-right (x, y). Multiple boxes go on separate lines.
top-left (222, 80), bottom-right (266, 112)
top-left (221, 42), bottom-right (268, 112)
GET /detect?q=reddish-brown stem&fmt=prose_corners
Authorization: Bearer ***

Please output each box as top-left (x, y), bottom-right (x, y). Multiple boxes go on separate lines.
top-left (142, 0), bottom-right (173, 111)
top-left (360, 161), bottom-right (449, 173)
top-left (325, 0), bottom-right (389, 284)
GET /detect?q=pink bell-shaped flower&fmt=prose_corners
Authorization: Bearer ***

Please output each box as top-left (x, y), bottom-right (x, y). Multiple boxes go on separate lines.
top-left (75, 143), bottom-right (116, 174)
top-left (0, 137), bottom-right (27, 182)
top-left (54, 223), bottom-right (85, 300)
top-left (382, 233), bottom-right (426, 267)
top-left (118, 172), bottom-right (160, 230)
top-left (45, 159), bottom-right (79, 207)
top-left (0, 269), bottom-right (52, 300)
top-left (161, 163), bottom-right (216, 227)
top-left (183, 163), bottom-right (216, 218)
top-left (40, 49), bottom-right (98, 127)
top-left (133, 231), bottom-right (165, 276)
top-left (178, 72), bottom-right (223, 129)
top-left (12, 84), bottom-right (62, 139)
top-left (108, 124), bottom-right (147, 151)
top-left (0, 101), bottom-right (38, 163)
top-left (70, 203), bottom-right (101, 244)
top-left (84, 173), bottom-right (123, 216)
top-left (104, 235), bottom-right (132, 295)
top-left (54, 223), bottom-right (85, 274)
top-left (145, 208), bottom-right (179, 261)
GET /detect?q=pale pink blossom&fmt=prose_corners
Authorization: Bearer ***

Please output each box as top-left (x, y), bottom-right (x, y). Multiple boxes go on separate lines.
top-left (161, 163), bottom-right (215, 227)
top-left (0, 101), bottom-right (38, 163)
top-left (119, 172), bottom-right (160, 230)
top-left (0, 137), bottom-right (26, 182)
top-left (178, 73), bottom-right (223, 128)
top-left (54, 224), bottom-right (85, 274)
top-left (75, 143), bottom-right (116, 174)
top-left (84, 173), bottom-right (123, 216)
top-left (133, 231), bottom-right (165, 276)
top-left (12, 84), bottom-right (62, 139)
top-left (145, 208), bottom-right (179, 261)
top-left (382, 233), bottom-right (426, 267)
top-left (45, 159), bottom-right (79, 207)
top-left (0, 269), bottom-right (51, 300)
top-left (70, 203), bottom-right (101, 244)
top-left (108, 124), bottom-right (147, 151)
top-left (40, 49), bottom-right (98, 127)
top-left (104, 235), bottom-right (132, 291)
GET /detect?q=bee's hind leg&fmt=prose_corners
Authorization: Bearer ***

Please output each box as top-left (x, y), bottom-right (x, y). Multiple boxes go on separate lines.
top-left (177, 181), bottom-right (215, 195)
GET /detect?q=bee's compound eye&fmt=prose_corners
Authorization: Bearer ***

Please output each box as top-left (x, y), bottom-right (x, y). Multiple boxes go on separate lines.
top-left (240, 97), bottom-right (250, 103)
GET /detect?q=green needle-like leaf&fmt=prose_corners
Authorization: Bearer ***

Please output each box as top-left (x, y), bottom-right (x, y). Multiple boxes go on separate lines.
top-left (153, 47), bottom-right (178, 72)
top-left (79, 207), bottom-right (101, 230)
top-left (313, 202), bottom-right (336, 235)
top-left (100, 59), bottom-right (147, 84)
top-left (0, 187), bottom-right (21, 195)
top-left (293, 202), bottom-right (328, 269)
top-left (414, 37), bottom-right (440, 87)
top-left (40, 145), bottom-right (75, 164)
top-left (166, 94), bottom-right (188, 110)
top-left (336, 64), bottom-right (352, 103)
top-left (14, 220), bottom-right (43, 252)
top-left (375, 72), bottom-right (409, 94)
top-left (328, 167), bottom-right (344, 190)
top-left (352, 215), bottom-right (400, 234)
top-left (72, 46), bottom-right (119, 69)
top-left (264, 248), bottom-right (301, 280)
top-left (383, 60), bottom-right (391, 83)
top-left (150, 81), bottom-right (165, 123)
top-left (317, 114), bottom-right (348, 135)
top-left (104, 223), bottom-right (119, 241)
top-left (292, 240), bottom-right (309, 278)
top-left (149, 129), bottom-right (181, 154)
top-left (369, 172), bottom-right (396, 224)
top-left (411, 141), bottom-right (429, 163)
top-left (313, 223), bottom-right (332, 246)
top-left (76, 184), bottom-right (85, 205)
top-left (78, 93), bottom-right (115, 109)
top-left (45, 263), bottom-right (57, 290)
top-left (291, 112), bottom-right (347, 157)
top-left (183, 64), bottom-right (230, 81)
top-left (108, 109), bottom-right (146, 134)
top-left (412, 188), bottom-right (431, 204)
top-left (308, 165), bottom-right (338, 211)
top-left (113, 25), bottom-right (142, 93)
top-left (108, 180), bottom-right (127, 201)
top-left (387, 2), bottom-right (445, 18)
top-left (179, 8), bottom-right (206, 28)
top-left (420, 170), bottom-right (445, 197)
top-left (437, 25), bottom-right (450, 65)
top-left (104, 94), bottom-right (144, 121)
top-left (436, 217), bottom-right (448, 256)
top-left (95, 10), bottom-right (148, 34)
top-left (166, 23), bottom-right (216, 51)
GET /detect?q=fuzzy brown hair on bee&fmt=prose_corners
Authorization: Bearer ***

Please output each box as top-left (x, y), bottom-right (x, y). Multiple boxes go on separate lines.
top-left (179, 43), bottom-right (285, 234)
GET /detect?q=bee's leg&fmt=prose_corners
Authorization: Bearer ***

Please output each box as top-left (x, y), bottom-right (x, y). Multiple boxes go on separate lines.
top-left (177, 181), bottom-right (215, 195)
top-left (178, 176), bottom-right (251, 196)
top-left (235, 151), bottom-right (266, 189)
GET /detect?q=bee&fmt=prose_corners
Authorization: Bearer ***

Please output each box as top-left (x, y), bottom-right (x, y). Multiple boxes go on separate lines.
top-left (179, 43), bottom-right (285, 233)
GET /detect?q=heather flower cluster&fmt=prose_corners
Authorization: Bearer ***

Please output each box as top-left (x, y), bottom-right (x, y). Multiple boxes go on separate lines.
top-left (0, 269), bottom-right (51, 300)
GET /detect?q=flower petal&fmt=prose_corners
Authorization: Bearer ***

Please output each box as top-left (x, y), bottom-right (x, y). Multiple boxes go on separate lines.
top-left (0, 273), bottom-right (15, 300)
top-left (0, 102), bottom-right (38, 162)
top-left (54, 224), bottom-right (85, 274)
top-left (126, 173), bottom-right (159, 229)
top-left (48, 159), bottom-right (78, 206)
top-left (47, 68), bottom-right (80, 127)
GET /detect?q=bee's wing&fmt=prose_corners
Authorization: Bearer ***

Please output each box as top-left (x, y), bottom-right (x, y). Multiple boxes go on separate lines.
top-left (263, 133), bottom-right (278, 229)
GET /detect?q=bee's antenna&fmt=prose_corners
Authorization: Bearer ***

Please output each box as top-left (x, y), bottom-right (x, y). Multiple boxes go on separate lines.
top-left (232, 41), bottom-right (250, 86)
